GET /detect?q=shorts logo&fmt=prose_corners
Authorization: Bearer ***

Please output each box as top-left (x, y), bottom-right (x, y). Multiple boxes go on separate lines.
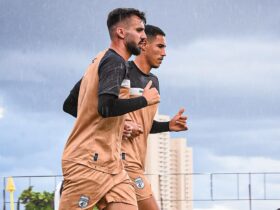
top-left (78, 195), bottom-right (89, 208)
top-left (135, 177), bottom-right (145, 189)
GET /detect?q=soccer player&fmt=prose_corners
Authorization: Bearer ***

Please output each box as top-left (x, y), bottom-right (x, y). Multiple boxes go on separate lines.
top-left (120, 25), bottom-right (187, 210)
top-left (63, 25), bottom-right (188, 210)
top-left (59, 8), bottom-right (160, 210)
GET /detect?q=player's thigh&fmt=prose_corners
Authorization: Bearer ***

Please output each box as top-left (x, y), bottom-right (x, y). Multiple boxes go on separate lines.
top-left (127, 171), bottom-right (153, 201)
top-left (97, 171), bottom-right (137, 210)
top-left (137, 195), bottom-right (159, 210)
top-left (105, 202), bottom-right (138, 210)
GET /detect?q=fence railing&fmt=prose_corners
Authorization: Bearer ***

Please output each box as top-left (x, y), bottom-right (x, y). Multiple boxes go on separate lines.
top-left (2, 175), bottom-right (63, 210)
top-left (2, 172), bottom-right (280, 210)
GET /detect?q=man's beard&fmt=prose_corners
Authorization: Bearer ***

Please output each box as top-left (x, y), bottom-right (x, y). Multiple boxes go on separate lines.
top-left (126, 41), bottom-right (141, 56)
top-left (151, 64), bottom-right (160, 69)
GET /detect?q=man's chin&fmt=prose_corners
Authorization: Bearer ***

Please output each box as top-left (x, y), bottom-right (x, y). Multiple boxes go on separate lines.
top-left (151, 64), bottom-right (160, 69)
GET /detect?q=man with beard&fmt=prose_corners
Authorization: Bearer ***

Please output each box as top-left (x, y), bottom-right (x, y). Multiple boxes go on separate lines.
top-left (63, 25), bottom-right (188, 210)
top-left (59, 8), bottom-right (160, 210)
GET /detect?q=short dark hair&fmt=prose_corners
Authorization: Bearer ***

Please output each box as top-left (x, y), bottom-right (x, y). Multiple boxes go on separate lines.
top-left (107, 8), bottom-right (146, 36)
top-left (145, 25), bottom-right (165, 41)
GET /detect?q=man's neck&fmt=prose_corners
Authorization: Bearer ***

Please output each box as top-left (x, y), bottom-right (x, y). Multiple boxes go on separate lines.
top-left (134, 56), bottom-right (151, 75)
top-left (110, 42), bottom-right (131, 61)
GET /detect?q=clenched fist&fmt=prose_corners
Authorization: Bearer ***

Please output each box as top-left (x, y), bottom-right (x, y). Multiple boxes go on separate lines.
top-left (142, 81), bottom-right (160, 106)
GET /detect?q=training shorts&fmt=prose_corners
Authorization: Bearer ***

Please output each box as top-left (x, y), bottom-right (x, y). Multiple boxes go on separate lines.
top-left (59, 161), bottom-right (137, 210)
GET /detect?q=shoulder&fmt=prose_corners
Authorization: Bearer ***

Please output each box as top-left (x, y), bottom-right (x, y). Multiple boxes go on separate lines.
top-left (149, 72), bottom-right (158, 81)
top-left (149, 72), bottom-right (159, 88)
top-left (99, 50), bottom-right (126, 69)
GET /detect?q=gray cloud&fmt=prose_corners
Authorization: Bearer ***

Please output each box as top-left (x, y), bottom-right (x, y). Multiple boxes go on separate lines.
top-left (159, 38), bottom-right (280, 93)
top-left (0, 48), bottom-right (93, 112)
top-left (0, 111), bottom-right (73, 176)
top-left (187, 118), bottom-right (280, 157)
top-left (1, 0), bottom-right (279, 50)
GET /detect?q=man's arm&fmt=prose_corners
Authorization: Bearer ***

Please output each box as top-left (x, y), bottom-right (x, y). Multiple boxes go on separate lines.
top-left (150, 108), bottom-right (188, 133)
top-left (63, 79), bottom-right (82, 117)
top-left (62, 81), bottom-right (157, 118)
top-left (98, 94), bottom-right (147, 117)
top-left (150, 120), bottom-right (170, 133)
top-left (63, 78), bottom-right (159, 119)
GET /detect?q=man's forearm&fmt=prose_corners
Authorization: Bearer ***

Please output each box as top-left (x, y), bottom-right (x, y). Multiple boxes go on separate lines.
top-left (98, 94), bottom-right (148, 118)
top-left (150, 120), bottom-right (170, 133)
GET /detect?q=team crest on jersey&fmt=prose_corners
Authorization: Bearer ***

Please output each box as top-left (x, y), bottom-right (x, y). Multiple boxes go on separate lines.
top-left (135, 177), bottom-right (145, 189)
top-left (78, 195), bottom-right (89, 208)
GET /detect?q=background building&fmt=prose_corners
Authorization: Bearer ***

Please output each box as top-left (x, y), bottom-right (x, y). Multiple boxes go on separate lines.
top-left (145, 114), bottom-right (193, 210)
top-left (170, 138), bottom-right (193, 210)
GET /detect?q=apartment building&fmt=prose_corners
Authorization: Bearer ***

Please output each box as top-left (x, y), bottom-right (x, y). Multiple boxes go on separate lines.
top-left (145, 114), bottom-right (193, 210)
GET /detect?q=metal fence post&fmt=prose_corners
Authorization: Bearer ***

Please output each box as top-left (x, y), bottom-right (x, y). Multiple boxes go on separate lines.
top-left (3, 177), bottom-right (6, 210)
top-left (263, 173), bottom-right (267, 200)
top-left (210, 174), bottom-right (213, 201)
top-left (249, 173), bottom-right (252, 210)
top-left (237, 173), bottom-right (240, 200)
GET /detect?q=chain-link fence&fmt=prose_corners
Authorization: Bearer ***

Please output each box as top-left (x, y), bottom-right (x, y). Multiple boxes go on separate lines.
top-left (2, 172), bottom-right (280, 210)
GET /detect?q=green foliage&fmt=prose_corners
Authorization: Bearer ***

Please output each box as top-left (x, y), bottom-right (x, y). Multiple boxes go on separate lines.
top-left (93, 206), bottom-right (99, 210)
top-left (19, 186), bottom-right (54, 210)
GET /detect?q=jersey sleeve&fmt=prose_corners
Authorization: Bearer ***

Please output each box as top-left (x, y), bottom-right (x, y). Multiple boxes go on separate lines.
top-left (98, 56), bottom-right (127, 97)
top-left (150, 74), bottom-right (160, 94)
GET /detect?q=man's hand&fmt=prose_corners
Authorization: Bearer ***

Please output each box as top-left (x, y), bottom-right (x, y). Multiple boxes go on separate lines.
top-left (123, 120), bottom-right (143, 141)
top-left (123, 123), bottom-right (133, 140)
top-left (169, 108), bottom-right (188, 132)
top-left (142, 81), bottom-right (160, 106)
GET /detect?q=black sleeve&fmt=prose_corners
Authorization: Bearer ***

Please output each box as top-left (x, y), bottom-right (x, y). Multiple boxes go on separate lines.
top-left (98, 56), bottom-right (127, 96)
top-left (98, 94), bottom-right (148, 118)
top-left (150, 120), bottom-right (170, 134)
top-left (63, 79), bottom-right (82, 117)
top-left (152, 76), bottom-right (160, 94)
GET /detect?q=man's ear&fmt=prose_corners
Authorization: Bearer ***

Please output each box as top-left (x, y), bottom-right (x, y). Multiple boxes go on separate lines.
top-left (116, 27), bottom-right (125, 39)
top-left (141, 40), bottom-right (148, 51)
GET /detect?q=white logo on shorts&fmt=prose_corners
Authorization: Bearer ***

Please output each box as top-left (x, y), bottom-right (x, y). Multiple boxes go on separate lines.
top-left (78, 195), bottom-right (89, 208)
top-left (135, 177), bottom-right (145, 189)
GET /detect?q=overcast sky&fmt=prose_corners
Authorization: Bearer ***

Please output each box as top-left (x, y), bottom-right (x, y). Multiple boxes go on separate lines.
top-left (1, 0), bottom-right (280, 209)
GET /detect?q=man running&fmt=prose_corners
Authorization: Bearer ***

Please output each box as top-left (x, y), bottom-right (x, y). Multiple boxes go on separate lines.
top-left (120, 25), bottom-right (187, 210)
top-left (63, 25), bottom-right (188, 210)
top-left (59, 8), bottom-right (160, 210)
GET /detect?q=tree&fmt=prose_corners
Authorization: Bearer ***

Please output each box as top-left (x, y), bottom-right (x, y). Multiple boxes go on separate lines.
top-left (19, 186), bottom-right (54, 210)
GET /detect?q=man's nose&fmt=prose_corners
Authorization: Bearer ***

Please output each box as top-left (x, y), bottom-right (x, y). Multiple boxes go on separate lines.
top-left (162, 48), bottom-right (166, 56)
top-left (141, 31), bottom-right (147, 40)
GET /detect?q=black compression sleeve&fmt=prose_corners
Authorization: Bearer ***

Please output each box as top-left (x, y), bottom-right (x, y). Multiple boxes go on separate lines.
top-left (98, 94), bottom-right (148, 118)
top-left (150, 120), bottom-right (170, 133)
top-left (63, 79), bottom-right (81, 117)
top-left (63, 93), bottom-right (78, 117)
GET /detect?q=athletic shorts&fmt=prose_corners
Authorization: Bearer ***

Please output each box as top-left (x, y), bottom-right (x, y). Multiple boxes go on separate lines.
top-left (59, 161), bottom-right (137, 210)
top-left (127, 170), bottom-right (153, 201)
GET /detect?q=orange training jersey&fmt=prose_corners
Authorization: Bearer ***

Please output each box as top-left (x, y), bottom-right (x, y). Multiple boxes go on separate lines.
top-left (62, 50), bottom-right (130, 174)
top-left (121, 61), bottom-right (159, 172)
